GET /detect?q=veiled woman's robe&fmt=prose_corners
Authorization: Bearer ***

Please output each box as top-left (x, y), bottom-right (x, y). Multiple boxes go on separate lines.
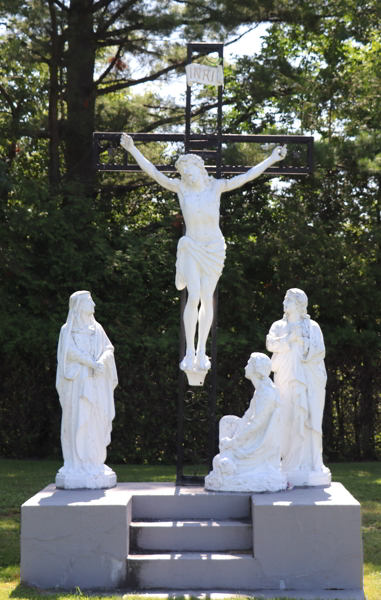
top-left (56, 322), bottom-right (117, 474)
top-left (266, 317), bottom-right (327, 472)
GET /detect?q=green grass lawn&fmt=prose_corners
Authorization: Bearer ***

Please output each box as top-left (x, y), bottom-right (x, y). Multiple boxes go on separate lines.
top-left (0, 459), bottom-right (380, 600)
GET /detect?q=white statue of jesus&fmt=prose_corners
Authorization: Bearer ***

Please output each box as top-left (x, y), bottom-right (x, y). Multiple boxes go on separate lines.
top-left (121, 133), bottom-right (286, 379)
top-left (266, 288), bottom-right (331, 487)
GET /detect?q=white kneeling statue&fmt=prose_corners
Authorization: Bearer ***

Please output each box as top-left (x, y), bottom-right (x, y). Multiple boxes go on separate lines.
top-left (205, 353), bottom-right (287, 493)
top-left (266, 288), bottom-right (331, 487)
top-left (55, 291), bottom-right (118, 489)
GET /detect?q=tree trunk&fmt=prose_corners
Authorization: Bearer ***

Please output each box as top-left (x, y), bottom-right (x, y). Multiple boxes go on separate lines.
top-left (65, 0), bottom-right (96, 190)
top-left (48, 0), bottom-right (61, 188)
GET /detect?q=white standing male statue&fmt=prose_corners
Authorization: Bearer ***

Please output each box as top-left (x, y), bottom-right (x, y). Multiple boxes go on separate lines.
top-left (121, 133), bottom-right (287, 383)
top-left (56, 291), bottom-right (118, 489)
top-left (205, 352), bottom-right (287, 492)
top-left (266, 288), bottom-right (331, 486)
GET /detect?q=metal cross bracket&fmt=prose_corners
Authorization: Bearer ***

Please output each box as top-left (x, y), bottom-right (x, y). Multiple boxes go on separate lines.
top-left (93, 131), bottom-right (314, 175)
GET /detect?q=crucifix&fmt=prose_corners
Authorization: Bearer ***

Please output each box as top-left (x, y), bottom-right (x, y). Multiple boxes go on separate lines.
top-left (93, 42), bottom-right (314, 484)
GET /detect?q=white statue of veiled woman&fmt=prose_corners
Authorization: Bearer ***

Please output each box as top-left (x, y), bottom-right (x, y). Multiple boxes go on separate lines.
top-left (266, 288), bottom-right (331, 486)
top-left (55, 291), bottom-right (118, 489)
top-left (205, 353), bottom-right (287, 492)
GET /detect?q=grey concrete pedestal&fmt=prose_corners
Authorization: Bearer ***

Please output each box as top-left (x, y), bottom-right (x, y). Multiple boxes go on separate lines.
top-left (21, 485), bottom-right (132, 589)
top-left (21, 482), bottom-right (363, 599)
top-left (252, 484), bottom-right (363, 592)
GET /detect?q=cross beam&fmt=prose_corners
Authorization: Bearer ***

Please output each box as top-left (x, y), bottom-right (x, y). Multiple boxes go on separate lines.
top-left (93, 132), bottom-right (314, 175)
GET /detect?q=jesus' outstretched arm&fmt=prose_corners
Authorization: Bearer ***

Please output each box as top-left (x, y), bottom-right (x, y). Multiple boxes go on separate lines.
top-left (120, 133), bottom-right (180, 193)
top-left (219, 146), bottom-right (287, 193)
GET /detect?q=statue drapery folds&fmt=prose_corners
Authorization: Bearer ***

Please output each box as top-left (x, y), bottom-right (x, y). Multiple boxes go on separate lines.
top-left (56, 291), bottom-right (118, 489)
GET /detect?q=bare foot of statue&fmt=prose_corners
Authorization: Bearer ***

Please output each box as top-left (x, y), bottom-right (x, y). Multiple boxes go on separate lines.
top-left (180, 351), bottom-right (195, 371)
top-left (196, 351), bottom-right (211, 371)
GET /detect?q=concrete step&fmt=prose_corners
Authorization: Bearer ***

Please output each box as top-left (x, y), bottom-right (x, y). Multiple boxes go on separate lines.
top-left (127, 552), bottom-right (261, 590)
top-left (130, 519), bottom-right (252, 552)
top-left (131, 492), bottom-right (251, 521)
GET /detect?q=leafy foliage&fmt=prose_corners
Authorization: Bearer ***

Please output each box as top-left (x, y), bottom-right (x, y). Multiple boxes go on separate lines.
top-left (0, 1), bottom-right (380, 462)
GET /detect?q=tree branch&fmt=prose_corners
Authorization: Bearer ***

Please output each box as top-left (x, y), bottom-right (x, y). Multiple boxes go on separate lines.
top-left (29, 51), bottom-right (51, 65)
top-left (101, 180), bottom-right (156, 193)
top-left (224, 25), bottom-right (259, 48)
top-left (170, 0), bottom-right (216, 12)
top-left (27, 30), bottom-right (52, 51)
top-left (94, 42), bottom-right (126, 87)
top-left (139, 114), bottom-right (188, 133)
top-left (138, 99), bottom-right (233, 133)
top-left (142, 104), bottom-right (183, 111)
top-left (191, 99), bottom-right (233, 119)
top-left (97, 59), bottom-right (187, 95)
top-left (97, 0), bottom-right (140, 36)
top-left (17, 128), bottom-right (50, 139)
top-left (91, 0), bottom-right (115, 14)
top-left (52, 0), bottom-right (69, 11)
top-left (0, 85), bottom-right (16, 118)
top-left (96, 23), bottom-right (145, 42)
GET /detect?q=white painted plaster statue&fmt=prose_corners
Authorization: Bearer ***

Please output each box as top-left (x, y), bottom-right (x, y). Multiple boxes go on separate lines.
top-left (204, 352), bottom-right (287, 492)
top-left (55, 291), bottom-right (118, 489)
top-left (266, 288), bottom-right (331, 487)
top-left (121, 133), bottom-right (287, 383)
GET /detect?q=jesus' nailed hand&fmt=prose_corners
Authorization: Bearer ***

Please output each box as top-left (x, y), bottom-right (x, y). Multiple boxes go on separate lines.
top-left (120, 133), bottom-right (286, 376)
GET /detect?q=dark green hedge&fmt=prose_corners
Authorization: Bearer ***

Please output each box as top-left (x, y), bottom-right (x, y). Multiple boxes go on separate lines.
top-left (0, 170), bottom-right (380, 463)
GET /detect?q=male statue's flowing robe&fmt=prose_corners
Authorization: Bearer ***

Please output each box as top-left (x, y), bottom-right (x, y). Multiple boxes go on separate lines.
top-left (266, 317), bottom-right (327, 472)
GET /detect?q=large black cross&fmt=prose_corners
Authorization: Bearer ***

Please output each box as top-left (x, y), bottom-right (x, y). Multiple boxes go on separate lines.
top-left (93, 43), bottom-right (314, 485)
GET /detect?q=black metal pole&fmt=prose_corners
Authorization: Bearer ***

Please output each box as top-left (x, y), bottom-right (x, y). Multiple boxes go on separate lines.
top-left (176, 44), bottom-right (193, 485)
top-left (176, 286), bottom-right (187, 484)
top-left (208, 44), bottom-right (224, 473)
top-left (185, 45), bottom-right (192, 154)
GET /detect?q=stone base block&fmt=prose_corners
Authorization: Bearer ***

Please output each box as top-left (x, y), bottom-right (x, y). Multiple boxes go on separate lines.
top-left (252, 483), bottom-right (363, 592)
top-left (21, 484), bottom-right (132, 589)
top-left (284, 467), bottom-right (332, 487)
top-left (55, 466), bottom-right (117, 490)
top-left (204, 469), bottom-right (287, 493)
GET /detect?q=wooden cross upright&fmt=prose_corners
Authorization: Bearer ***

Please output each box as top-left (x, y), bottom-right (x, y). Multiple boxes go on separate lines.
top-left (93, 42), bottom-right (314, 485)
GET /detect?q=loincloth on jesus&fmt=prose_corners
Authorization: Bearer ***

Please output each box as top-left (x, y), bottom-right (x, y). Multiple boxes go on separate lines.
top-left (175, 235), bottom-right (226, 291)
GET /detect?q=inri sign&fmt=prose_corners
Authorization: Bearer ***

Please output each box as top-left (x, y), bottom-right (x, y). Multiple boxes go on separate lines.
top-left (185, 63), bottom-right (224, 87)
